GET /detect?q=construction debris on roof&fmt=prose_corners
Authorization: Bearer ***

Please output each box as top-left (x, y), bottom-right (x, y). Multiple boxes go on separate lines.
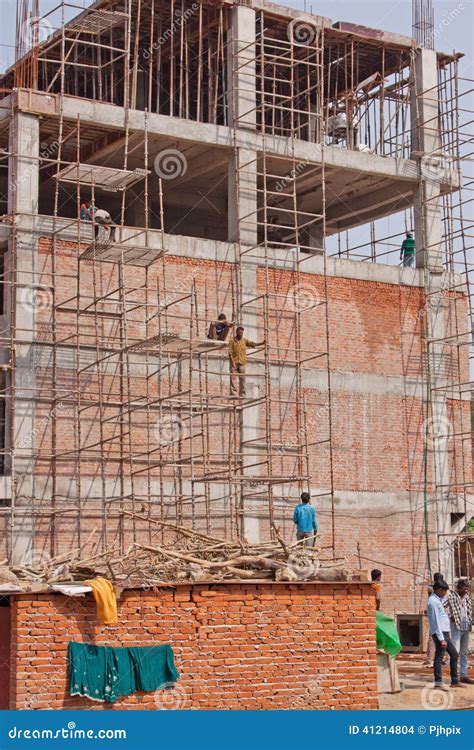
top-left (1, 518), bottom-right (369, 593)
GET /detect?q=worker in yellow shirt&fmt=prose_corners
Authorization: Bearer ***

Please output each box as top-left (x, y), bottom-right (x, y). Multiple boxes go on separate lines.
top-left (228, 325), bottom-right (264, 397)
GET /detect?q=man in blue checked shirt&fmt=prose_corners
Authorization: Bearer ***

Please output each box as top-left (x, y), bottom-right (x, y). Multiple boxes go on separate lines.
top-left (446, 579), bottom-right (474, 684)
top-left (293, 492), bottom-right (317, 548)
top-left (427, 579), bottom-right (465, 690)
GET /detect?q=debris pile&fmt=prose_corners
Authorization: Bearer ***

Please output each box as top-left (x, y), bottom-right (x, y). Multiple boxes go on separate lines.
top-left (2, 518), bottom-right (369, 592)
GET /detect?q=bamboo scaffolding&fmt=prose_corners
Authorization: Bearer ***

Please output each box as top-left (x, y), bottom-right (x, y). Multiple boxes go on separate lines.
top-left (0, 0), bottom-right (470, 584)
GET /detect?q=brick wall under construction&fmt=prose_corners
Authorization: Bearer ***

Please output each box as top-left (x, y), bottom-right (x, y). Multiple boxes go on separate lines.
top-left (3, 237), bottom-right (471, 615)
top-left (8, 582), bottom-right (378, 710)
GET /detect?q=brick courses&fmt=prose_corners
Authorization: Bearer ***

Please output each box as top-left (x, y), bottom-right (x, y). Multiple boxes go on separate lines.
top-left (6, 239), bottom-right (471, 615)
top-left (9, 583), bottom-right (378, 710)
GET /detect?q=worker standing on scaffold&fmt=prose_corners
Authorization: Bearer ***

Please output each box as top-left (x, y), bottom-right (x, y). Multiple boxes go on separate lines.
top-left (293, 492), bottom-right (317, 549)
top-left (400, 231), bottom-right (416, 267)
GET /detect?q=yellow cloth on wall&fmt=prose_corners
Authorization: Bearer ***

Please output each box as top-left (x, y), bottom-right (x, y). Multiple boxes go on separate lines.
top-left (85, 577), bottom-right (118, 625)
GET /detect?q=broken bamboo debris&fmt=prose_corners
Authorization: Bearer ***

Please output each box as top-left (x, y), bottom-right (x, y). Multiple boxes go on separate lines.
top-left (3, 524), bottom-right (366, 590)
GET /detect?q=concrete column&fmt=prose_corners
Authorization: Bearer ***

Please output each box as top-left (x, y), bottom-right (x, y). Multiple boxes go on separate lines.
top-left (8, 112), bottom-right (40, 565)
top-left (411, 49), bottom-right (443, 271)
top-left (129, 197), bottom-right (147, 229)
top-left (413, 183), bottom-right (442, 271)
top-left (239, 260), bottom-right (261, 544)
top-left (411, 51), bottom-right (453, 579)
top-left (304, 223), bottom-right (324, 254)
top-left (227, 6), bottom-right (257, 246)
top-left (227, 5), bottom-right (256, 130)
top-left (228, 148), bottom-right (258, 246)
top-left (427, 288), bottom-right (453, 581)
top-left (227, 7), bottom-right (261, 541)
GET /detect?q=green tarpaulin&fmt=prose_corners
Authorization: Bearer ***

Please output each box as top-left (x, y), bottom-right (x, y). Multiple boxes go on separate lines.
top-left (376, 611), bottom-right (402, 657)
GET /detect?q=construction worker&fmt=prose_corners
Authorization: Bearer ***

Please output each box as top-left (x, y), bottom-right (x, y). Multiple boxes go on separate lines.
top-left (400, 231), bottom-right (416, 267)
top-left (371, 569), bottom-right (382, 611)
top-left (423, 572), bottom-right (445, 667)
top-left (228, 325), bottom-right (264, 398)
top-left (446, 579), bottom-right (473, 684)
top-left (427, 579), bottom-right (463, 690)
top-left (293, 492), bottom-right (317, 548)
top-left (80, 199), bottom-right (91, 221)
top-left (92, 206), bottom-right (116, 242)
top-left (208, 313), bottom-right (233, 341)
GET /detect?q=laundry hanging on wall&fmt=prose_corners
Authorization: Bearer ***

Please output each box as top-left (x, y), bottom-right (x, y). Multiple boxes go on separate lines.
top-left (84, 577), bottom-right (118, 625)
top-left (68, 642), bottom-right (180, 704)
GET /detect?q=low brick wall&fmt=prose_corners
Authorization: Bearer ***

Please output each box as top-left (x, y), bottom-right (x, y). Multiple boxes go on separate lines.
top-left (10, 582), bottom-right (378, 710)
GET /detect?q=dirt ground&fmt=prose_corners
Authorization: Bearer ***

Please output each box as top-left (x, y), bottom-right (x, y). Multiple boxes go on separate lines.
top-left (378, 654), bottom-right (474, 710)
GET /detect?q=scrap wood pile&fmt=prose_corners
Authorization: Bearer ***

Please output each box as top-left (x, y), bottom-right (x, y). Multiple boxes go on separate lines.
top-left (1, 516), bottom-right (367, 592)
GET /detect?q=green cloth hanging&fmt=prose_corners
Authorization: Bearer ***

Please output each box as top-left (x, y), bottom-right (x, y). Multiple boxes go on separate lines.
top-left (376, 611), bottom-right (402, 657)
top-left (68, 642), bottom-right (180, 704)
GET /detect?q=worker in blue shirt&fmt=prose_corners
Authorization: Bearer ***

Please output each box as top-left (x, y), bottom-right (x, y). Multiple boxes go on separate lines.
top-left (427, 579), bottom-right (463, 689)
top-left (293, 492), bottom-right (317, 548)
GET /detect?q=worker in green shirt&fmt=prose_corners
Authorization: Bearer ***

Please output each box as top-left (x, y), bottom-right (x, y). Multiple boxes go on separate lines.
top-left (400, 231), bottom-right (416, 267)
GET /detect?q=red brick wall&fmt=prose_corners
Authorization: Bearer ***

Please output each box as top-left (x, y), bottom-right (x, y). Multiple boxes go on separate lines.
top-left (5, 238), bottom-right (471, 616)
top-left (0, 603), bottom-right (10, 709)
top-left (263, 268), bottom-right (425, 377)
top-left (27, 244), bottom-right (471, 502)
top-left (10, 583), bottom-right (378, 710)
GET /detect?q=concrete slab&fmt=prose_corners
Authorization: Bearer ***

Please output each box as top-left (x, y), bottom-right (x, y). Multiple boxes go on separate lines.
top-left (21, 214), bottom-right (447, 290)
top-left (11, 89), bottom-right (460, 191)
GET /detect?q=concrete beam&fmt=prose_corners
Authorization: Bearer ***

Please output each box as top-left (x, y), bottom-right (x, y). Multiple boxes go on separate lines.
top-left (251, 1), bottom-right (332, 28)
top-left (331, 20), bottom-right (416, 49)
top-left (10, 214), bottom-right (447, 290)
top-left (325, 184), bottom-right (414, 230)
top-left (12, 90), bottom-right (452, 188)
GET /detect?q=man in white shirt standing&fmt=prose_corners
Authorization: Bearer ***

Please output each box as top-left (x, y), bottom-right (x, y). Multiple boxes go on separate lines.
top-left (427, 580), bottom-right (463, 690)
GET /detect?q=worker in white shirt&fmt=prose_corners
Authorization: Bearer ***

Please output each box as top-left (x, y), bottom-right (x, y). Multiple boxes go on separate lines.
top-left (427, 580), bottom-right (464, 690)
top-left (90, 203), bottom-right (116, 242)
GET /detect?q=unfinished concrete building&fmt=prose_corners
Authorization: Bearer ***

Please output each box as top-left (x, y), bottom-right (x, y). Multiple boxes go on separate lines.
top-left (0, 0), bottom-right (472, 631)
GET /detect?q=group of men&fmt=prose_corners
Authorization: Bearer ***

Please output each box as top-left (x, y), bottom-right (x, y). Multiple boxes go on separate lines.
top-left (285, 522), bottom-right (472, 693)
top-left (369, 569), bottom-right (472, 689)
top-left (427, 576), bottom-right (473, 689)
top-left (288, 494), bottom-right (473, 693)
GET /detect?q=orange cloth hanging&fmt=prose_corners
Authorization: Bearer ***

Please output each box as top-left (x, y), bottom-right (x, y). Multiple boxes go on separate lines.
top-left (85, 577), bottom-right (118, 625)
